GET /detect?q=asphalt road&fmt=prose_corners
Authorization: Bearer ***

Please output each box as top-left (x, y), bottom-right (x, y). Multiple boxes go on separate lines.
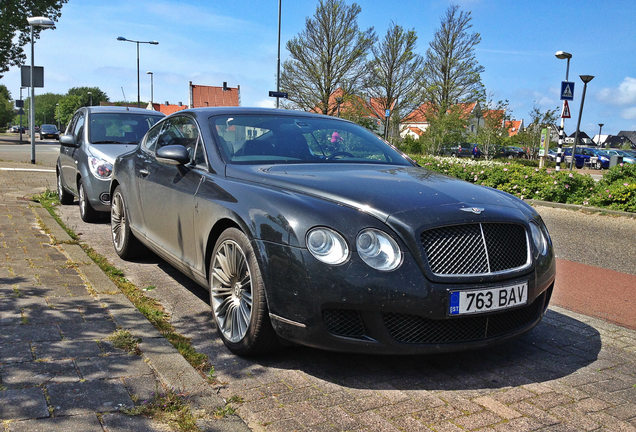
top-left (0, 134), bottom-right (60, 166)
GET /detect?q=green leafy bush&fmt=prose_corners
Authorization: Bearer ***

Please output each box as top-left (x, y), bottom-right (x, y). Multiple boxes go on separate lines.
top-left (409, 155), bottom-right (635, 212)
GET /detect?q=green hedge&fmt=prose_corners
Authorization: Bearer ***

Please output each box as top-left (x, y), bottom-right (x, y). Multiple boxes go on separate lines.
top-left (409, 155), bottom-right (636, 213)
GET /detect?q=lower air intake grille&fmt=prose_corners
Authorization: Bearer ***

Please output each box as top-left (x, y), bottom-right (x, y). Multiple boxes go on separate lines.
top-left (323, 309), bottom-right (366, 338)
top-left (383, 293), bottom-right (544, 344)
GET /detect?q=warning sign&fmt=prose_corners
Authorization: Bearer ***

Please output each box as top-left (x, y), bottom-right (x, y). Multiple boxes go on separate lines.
top-left (561, 100), bottom-right (571, 118)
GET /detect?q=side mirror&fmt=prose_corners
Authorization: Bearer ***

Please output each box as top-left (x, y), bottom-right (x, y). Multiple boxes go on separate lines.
top-left (59, 134), bottom-right (77, 147)
top-left (156, 145), bottom-right (190, 165)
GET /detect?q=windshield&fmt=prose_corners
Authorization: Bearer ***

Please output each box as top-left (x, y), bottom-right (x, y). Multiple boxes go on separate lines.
top-left (89, 113), bottom-right (163, 144)
top-left (41, 124), bottom-right (57, 132)
top-left (210, 114), bottom-right (411, 166)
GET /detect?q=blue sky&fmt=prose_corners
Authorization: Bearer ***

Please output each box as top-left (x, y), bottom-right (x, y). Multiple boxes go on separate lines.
top-left (2, 0), bottom-right (635, 136)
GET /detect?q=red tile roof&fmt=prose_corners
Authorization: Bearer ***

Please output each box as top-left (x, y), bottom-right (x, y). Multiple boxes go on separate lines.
top-left (403, 103), bottom-right (435, 123)
top-left (150, 103), bottom-right (188, 115)
top-left (505, 120), bottom-right (523, 136)
top-left (192, 84), bottom-right (240, 107)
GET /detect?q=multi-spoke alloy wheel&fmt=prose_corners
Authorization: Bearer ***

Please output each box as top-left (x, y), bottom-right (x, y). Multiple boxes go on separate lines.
top-left (211, 239), bottom-right (253, 343)
top-left (209, 228), bottom-right (277, 355)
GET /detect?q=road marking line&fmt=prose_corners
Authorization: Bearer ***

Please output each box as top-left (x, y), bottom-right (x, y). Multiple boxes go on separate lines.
top-left (0, 168), bottom-right (55, 173)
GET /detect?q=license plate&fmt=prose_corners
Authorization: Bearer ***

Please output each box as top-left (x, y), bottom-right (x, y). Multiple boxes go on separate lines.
top-left (449, 282), bottom-right (528, 315)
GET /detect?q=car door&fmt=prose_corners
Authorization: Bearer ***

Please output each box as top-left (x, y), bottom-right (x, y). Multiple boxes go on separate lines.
top-left (137, 115), bottom-right (207, 268)
top-left (60, 111), bottom-right (85, 195)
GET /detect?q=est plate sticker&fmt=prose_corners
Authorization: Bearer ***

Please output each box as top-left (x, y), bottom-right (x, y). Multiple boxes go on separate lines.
top-left (449, 282), bottom-right (528, 315)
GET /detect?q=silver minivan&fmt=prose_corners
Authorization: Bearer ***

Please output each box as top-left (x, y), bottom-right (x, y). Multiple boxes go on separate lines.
top-left (56, 106), bottom-right (164, 222)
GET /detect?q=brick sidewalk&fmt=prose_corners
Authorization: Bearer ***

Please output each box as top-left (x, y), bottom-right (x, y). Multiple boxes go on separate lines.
top-left (0, 165), bottom-right (248, 431)
top-left (2, 162), bottom-right (635, 432)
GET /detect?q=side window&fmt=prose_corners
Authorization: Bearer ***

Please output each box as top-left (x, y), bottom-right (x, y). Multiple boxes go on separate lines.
top-left (143, 121), bottom-right (163, 152)
top-left (73, 113), bottom-right (85, 145)
top-left (156, 116), bottom-right (204, 165)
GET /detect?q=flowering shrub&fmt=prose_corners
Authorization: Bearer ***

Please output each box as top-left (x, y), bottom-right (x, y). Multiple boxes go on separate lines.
top-left (410, 155), bottom-right (635, 212)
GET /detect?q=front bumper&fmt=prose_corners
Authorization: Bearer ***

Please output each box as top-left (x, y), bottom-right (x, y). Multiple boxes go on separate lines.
top-left (256, 240), bottom-right (556, 354)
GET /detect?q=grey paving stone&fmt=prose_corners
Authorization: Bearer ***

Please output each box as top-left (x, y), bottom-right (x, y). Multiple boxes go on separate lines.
top-left (0, 387), bottom-right (49, 420)
top-left (1, 359), bottom-right (79, 388)
top-left (47, 379), bottom-right (134, 415)
top-left (58, 319), bottom-right (117, 340)
top-left (76, 354), bottom-right (154, 380)
top-left (32, 339), bottom-right (104, 360)
top-left (7, 413), bottom-right (103, 432)
top-left (0, 324), bottom-right (61, 343)
top-left (101, 412), bottom-right (167, 432)
top-left (123, 375), bottom-right (164, 404)
top-left (0, 342), bottom-right (32, 363)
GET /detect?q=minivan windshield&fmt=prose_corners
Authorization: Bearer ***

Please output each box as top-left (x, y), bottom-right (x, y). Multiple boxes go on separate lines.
top-left (210, 114), bottom-right (411, 166)
top-left (89, 113), bottom-right (163, 144)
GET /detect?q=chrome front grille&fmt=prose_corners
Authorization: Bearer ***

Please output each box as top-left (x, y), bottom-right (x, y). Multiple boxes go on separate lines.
top-left (421, 223), bottom-right (529, 276)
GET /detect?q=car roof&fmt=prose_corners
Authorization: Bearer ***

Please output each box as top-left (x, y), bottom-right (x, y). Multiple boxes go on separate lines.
top-left (167, 107), bottom-right (346, 122)
top-left (82, 106), bottom-right (165, 116)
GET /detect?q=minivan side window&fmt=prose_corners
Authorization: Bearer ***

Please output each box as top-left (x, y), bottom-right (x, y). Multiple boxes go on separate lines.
top-left (73, 113), bottom-right (85, 145)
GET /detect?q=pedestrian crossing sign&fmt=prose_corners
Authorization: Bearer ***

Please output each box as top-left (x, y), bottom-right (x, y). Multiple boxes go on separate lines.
top-left (561, 81), bottom-right (574, 101)
top-left (561, 100), bottom-right (571, 118)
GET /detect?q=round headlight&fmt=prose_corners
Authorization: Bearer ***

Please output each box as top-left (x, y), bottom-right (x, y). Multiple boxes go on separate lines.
top-left (356, 228), bottom-right (402, 271)
top-left (529, 221), bottom-right (547, 256)
top-left (306, 227), bottom-right (349, 265)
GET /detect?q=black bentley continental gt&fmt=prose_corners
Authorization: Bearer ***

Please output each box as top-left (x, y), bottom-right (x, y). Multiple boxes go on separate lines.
top-left (109, 108), bottom-right (555, 355)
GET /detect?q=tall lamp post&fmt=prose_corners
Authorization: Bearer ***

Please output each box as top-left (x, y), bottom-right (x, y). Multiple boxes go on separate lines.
top-left (117, 36), bottom-right (159, 107)
top-left (555, 51), bottom-right (572, 172)
top-left (597, 123), bottom-right (604, 147)
top-left (87, 91), bottom-right (92, 106)
top-left (55, 103), bottom-right (59, 131)
top-left (146, 71), bottom-right (154, 106)
top-left (27, 16), bottom-right (55, 164)
top-left (570, 75), bottom-right (594, 170)
top-left (276, 0), bottom-right (282, 108)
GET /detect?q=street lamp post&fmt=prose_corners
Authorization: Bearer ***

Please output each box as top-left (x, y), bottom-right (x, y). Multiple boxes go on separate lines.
top-left (146, 71), bottom-right (154, 105)
top-left (597, 123), bottom-right (604, 147)
top-left (27, 16), bottom-right (55, 164)
top-left (555, 51), bottom-right (572, 172)
top-left (117, 36), bottom-right (159, 108)
top-left (570, 75), bottom-right (594, 170)
top-left (55, 103), bottom-right (59, 131)
top-left (87, 91), bottom-right (92, 106)
top-left (276, 0), bottom-right (282, 109)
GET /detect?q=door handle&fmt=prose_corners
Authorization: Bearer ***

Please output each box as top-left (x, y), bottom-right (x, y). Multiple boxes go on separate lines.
top-left (139, 169), bottom-right (149, 176)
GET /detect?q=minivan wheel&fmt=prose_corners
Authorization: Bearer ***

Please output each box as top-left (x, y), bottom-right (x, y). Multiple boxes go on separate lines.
top-left (111, 186), bottom-right (144, 259)
top-left (57, 170), bottom-right (74, 205)
top-left (78, 180), bottom-right (99, 223)
top-left (209, 228), bottom-right (278, 355)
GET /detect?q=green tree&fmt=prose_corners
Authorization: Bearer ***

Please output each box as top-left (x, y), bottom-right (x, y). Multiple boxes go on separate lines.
top-left (476, 99), bottom-right (510, 158)
top-left (0, 85), bottom-right (15, 128)
top-left (0, 0), bottom-right (68, 77)
top-left (280, 0), bottom-right (376, 115)
top-left (23, 92), bottom-right (63, 126)
top-left (525, 104), bottom-right (558, 158)
top-left (419, 105), bottom-right (467, 155)
top-left (365, 22), bottom-right (424, 141)
top-left (67, 86), bottom-right (109, 106)
top-left (422, 5), bottom-right (485, 114)
top-left (55, 94), bottom-right (82, 131)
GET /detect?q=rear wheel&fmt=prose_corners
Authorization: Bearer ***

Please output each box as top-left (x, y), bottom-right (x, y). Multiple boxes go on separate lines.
top-left (209, 228), bottom-right (277, 355)
top-left (57, 170), bottom-right (74, 205)
top-left (78, 180), bottom-right (99, 223)
top-left (111, 186), bottom-right (145, 259)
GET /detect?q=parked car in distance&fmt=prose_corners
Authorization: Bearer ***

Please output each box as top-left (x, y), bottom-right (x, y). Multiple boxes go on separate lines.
top-left (441, 143), bottom-right (481, 158)
top-left (8, 125), bottom-right (26, 133)
top-left (39, 124), bottom-right (59, 140)
top-left (498, 146), bottom-right (526, 159)
top-left (579, 147), bottom-right (610, 169)
top-left (605, 149), bottom-right (636, 165)
top-left (110, 107), bottom-right (555, 356)
top-left (56, 106), bottom-right (164, 222)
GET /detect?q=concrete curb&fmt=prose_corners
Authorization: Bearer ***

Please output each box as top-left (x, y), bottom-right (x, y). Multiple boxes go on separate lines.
top-left (527, 198), bottom-right (636, 218)
top-left (32, 202), bottom-right (251, 432)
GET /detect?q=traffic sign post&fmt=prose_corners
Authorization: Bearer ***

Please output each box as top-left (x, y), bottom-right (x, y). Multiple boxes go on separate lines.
top-left (561, 100), bottom-right (571, 119)
top-left (560, 81), bottom-right (574, 101)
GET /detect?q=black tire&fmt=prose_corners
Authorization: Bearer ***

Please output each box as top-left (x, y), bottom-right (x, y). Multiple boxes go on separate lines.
top-left (57, 169), bottom-right (74, 205)
top-left (209, 228), bottom-right (278, 355)
top-left (110, 186), bottom-right (145, 259)
top-left (78, 180), bottom-right (99, 223)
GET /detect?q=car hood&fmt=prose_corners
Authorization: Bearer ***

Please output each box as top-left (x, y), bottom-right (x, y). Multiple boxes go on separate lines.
top-left (88, 144), bottom-right (138, 163)
top-left (226, 163), bottom-right (528, 222)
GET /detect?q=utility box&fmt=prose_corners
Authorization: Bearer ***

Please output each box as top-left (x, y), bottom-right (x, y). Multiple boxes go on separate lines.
top-left (609, 155), bottom-right (623, 168)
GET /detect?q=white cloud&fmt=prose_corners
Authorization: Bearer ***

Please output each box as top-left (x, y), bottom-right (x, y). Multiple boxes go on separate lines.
top-left (597, 77), bottom-right (636, 105)
top-left (254, 98), bottom-right (276, 108)
top-left (621, 106), bottom-right (636, 120)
